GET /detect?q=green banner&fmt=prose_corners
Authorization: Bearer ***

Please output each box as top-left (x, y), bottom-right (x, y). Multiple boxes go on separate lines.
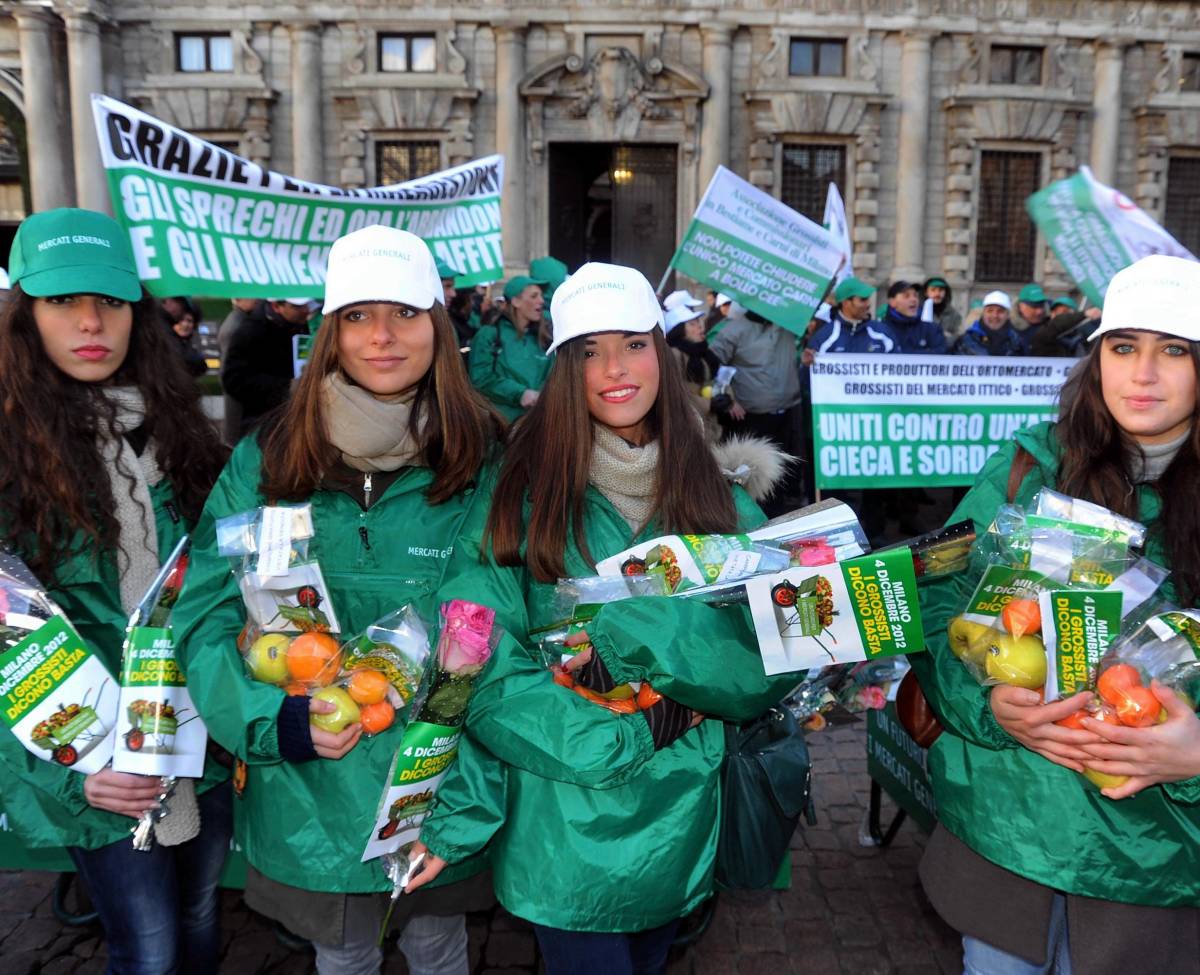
top-left (866, 702), bottom-right (936, 833)
top-left (92, 94), bottom-right (504, 298)
top-left (810, 354), bottom-right (1074, 489)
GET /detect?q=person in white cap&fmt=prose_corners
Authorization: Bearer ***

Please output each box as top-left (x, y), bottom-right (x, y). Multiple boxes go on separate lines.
top-left (662, 288), bottom-right (703, 312)
top-left (912, 253), bottom-right (1200, 971)
top-left (664, 301), bottom-right (733, 442)
top-left (705, 290), bottom-right (733, 334)
top-left (221, 293), bottom-right (317, 437)
top-left (952, 290), bottom-right (1029, 356)
top-left (403, 261), bottom-right (802, 970)
top-left (172, 224), bottom-right (503, 975)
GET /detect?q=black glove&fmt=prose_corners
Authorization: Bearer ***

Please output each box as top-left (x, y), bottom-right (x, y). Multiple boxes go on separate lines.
top-left (710, 393), bottom-right (733, 413)
top-left (641, 695), bottom-right (695, 750)
top-left (574, 647), bottom-right (618, 694)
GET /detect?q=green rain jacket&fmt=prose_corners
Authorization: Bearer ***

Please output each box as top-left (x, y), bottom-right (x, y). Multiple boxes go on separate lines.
top-left (911, 421), bottom-right (1200, 907)
top-left (170, 438), bottom-right (491, 892)
top-left (0, 480), bottom-right (227, 851)
top-left (468, 316), bottom-right (551, 420)
top-left (420, 480), bottom-right (806, 932)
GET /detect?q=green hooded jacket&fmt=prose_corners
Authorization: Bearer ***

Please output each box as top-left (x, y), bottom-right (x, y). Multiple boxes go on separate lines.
top-left (468, 317), bottom-right (551, 420)
top-left (0, 480), bottom-right (228, 851)
top-left (170, 438), bottom-right (491, 893)
top-left (910, 421), bottom-right (1200, 907)
top-left (420, 476), bottom-right (806, 932)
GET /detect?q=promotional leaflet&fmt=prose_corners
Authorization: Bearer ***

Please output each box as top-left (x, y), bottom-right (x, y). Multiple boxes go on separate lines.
top-left (1040, 589), bottom-right (1124, 702)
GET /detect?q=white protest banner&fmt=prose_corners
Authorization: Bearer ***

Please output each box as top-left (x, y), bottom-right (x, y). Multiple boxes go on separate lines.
top-left (1026, 166), bottom-right (1195, 307)
top-left (91, 94), bottom-right (503, 298)
top-left (667, 165), bottom-right (842, 336)
top-left (822, 182), bottom-right (852, 287)
top-left (810, 353), bottom-right (1075, 489)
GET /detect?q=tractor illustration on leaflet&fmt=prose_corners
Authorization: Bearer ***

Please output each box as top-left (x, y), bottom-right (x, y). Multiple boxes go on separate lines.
top-left (769, 574), bottom-right (839, 662)
top-left (376, 788), bottom-right (436, 840)
top-left (31, 697), bottom-right (109, 767)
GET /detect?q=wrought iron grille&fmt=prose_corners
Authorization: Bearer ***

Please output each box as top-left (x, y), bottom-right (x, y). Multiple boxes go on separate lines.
top-left (376, 141), bottom-right (440, 185)
top-left (780, 144), bottom-right (846, 224)
top-left (976, 150), bottom-right (1040, 282)
top-left (1165, 156), bottom-right (1200, 256)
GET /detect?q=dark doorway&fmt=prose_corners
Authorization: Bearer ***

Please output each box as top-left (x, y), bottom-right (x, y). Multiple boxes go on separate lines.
top-left (548, 143), bottom-right (677, 287)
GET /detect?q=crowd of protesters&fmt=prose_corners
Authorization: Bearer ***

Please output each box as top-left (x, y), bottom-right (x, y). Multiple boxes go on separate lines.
top-left (2, 205), bottom-right (1197, 975)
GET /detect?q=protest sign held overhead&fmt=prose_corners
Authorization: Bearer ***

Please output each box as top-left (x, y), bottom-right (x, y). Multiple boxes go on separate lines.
top-left (91, 94), bottom-right (503, 298)
top-left (810, 354), bottom-right (1075, 490)
top-left (667, 165), bottom-right (842, 336)
top-left (1026, 166), bottom-right (1196, 307)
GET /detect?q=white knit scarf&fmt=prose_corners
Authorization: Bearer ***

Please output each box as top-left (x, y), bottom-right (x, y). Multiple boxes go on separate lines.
top-left (320, 373), bottom-right (425, 473)
top-left (99, 387), bottom-right (161, 616)
top-left (588, 425), bottom-right (660, 533)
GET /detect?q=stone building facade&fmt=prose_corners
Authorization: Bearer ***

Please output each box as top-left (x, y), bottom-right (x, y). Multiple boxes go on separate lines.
top-left (4, 0), bottom-right (1200, 308)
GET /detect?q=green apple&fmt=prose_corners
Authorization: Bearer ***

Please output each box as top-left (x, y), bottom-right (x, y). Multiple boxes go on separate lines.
top-left (1082, 767), bottom-right (1129, 791)
top-left (310, 686), bottom-right (362, 734)
top-left (982, 632), bottom-right (1047, 689)
top-left (246, 633), bottom-right (290, 685)
top-left (947, 616), bottom-right (990, 667)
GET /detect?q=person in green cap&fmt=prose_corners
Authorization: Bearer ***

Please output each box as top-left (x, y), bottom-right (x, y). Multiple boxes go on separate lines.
top-left (1023, 293), bottom-right (1102, 357)
top-left (436, 256), bottom-right (476, 351)
top-left (923, 275), bottom-right (963, 340)
top-left (1015, 282), bottom-right (1049, 333)
top-left (529, 255), bottom-right (568, 303)
top-left (0, 208), bottom-right (231, 972)
top-left (468, 273), bottom-right (550, 419)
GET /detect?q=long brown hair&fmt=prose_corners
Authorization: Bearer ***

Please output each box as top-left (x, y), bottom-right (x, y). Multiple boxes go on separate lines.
top-left (0, 286), bottom-right (227, 584)
top-left (486, 328), bottom-right (738, 582)
top-left (259, 301), bottom-right (503, 503)
top-left (1057, 340), bottom-right (1200, 604)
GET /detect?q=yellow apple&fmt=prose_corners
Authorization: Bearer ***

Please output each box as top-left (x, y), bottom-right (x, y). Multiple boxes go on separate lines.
top-left (246, 633), bottom-right (291, 685)
top-left (310, 686), bottom-right (361, 734)
top-left (1082, 767), bottom-right (1129, 791)
top-left (947, 616), bottom-right (990, 668)
top-left (982, 632), bottom-right (1047, 689)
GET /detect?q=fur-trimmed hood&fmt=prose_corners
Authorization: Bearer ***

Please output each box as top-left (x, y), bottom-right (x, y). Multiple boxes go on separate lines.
top-left (712, 435), bottom-right (792, 503)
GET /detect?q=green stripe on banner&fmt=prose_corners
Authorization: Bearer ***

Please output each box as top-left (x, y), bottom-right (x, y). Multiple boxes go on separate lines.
top-left (812, 404), bottom-right (1057, 489)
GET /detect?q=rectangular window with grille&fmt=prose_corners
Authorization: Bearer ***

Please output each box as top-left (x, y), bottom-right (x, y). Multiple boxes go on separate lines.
top-left (788, 39), bottom-right (845, 78)
top-left (976, 150), bottom-right (1040, 282)
top-left (379, 34), bottom-right (436, 73)
top-left (989, 45), bottom-right (1043, 86)
top-left (1181, 54), bottom-right (1200, 93)
top-left (376, 141), bottom-right (441, 185)
top-left (176, 34), bottom-right (234, 73)
top-left (780, 144), bottom-right (846, 223)
top-left (1165, 156), bottom-right (1200, 256)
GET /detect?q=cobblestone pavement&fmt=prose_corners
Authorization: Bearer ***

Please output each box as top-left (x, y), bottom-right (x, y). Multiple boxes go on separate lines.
top-left (0, 722), bottom-right (963, 975)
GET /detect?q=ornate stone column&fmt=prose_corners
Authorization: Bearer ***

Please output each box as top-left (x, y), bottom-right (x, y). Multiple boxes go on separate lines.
top-left (291, 23), bottom-right (324, 183)
top-left (17, 10), bottom-right (73, 211)
top-left (65, 11), bottom-right (109, 214)
top-left (494, 23), bottom-right (527, 269)
top-left (698, 25), bottom-right (732, 195)
top-left (892, 31), bottom-right (932, 281)
top-left (1089, 42), bottom-right (1125, 187)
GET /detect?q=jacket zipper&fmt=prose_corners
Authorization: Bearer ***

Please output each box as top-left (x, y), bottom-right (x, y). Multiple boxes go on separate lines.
top-left (164, 501), bottom-right (180, 524)
top-left (359, 473), bottom-right (373, 551)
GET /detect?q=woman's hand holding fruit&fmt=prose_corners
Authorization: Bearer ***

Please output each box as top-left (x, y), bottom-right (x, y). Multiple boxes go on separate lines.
top-left (989, 687), bottom-right (1101, 772)
top-left (84, 768), bottom-right (165, 818)
top-left (308, 696), bottom-right (362, 759)
top-left (1078, 682), bottom-right (1200, 799)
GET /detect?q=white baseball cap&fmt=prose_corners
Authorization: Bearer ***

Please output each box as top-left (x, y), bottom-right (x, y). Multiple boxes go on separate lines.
top-left (715, 293), bottom-right (733, 308)
top-left (547, 262), bottom-right (664, 355)
top-left (982, 290), bottom-right (1012, 311)
top-left (321, 225), bottom-right (443, 315)
top-left (664, 304), bottom-right (705, 334)
top-left (663, 289), bottom-right (703, 311)
top-left (272, 297), bottom-right (316, 308)
top-left (1089, 254), bottom-right (1200, 343)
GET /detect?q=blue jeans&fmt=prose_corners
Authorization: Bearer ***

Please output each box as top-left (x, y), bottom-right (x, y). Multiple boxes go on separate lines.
top-left (963, 893), bottom-right (1071, 975)
top-left (533, 920), bottom-right (679, 975)
top-left (69, 781), bottom-right (233, 975)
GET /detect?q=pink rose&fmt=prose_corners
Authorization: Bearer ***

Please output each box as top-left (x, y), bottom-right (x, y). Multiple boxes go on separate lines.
top-left (798, 543), bottom-right (837, 567)
top-left (437, 600), bottom-right (496, 673)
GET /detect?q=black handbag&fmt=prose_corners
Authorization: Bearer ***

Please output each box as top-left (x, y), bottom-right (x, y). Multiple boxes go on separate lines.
top-left (715, 707), bottom-right (814, 890)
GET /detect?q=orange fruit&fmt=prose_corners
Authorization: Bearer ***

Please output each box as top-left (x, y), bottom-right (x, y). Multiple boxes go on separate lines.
top-left (1115, 685), bottom-right (1163, 727)
top-left (1097, 663), bottom-right (1142, 707)
top-left (283, 681), bottom-right (309, 697)
top-left (347, 668), bottom-right (390, 706)
top-left (286, 632), bottom-right (341, 686)
top-left (1001, 599), bottom-right (1041, 638)
top-left (360, 700), bottom-right (395, 735)
top-left (1054, 709), bottom-right (1087, 730)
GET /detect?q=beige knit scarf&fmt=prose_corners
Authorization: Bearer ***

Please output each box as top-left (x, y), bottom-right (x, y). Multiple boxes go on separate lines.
top-left (321, 373), bottom-right (425, 472)
top-left (100, 387), bottom-right (161, 617)
top-left (589, 424), bottom-right (660, 533)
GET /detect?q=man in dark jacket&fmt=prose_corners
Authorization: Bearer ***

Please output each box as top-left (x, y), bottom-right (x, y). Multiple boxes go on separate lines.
top-left (954, 291), bottom-right (1029, 356)
top-left (1024, 295), bottom-right (1101, 357)
top-left (217, 299), bottom-right (264, 444)
top-left (923, 276), bottom-right (963, 341)
top-left (220, 298), bottom-right (310, 437)
top-left (807, 277), bottom-right (898, 355)
top-left (882, 280), bottom-right (947, 354)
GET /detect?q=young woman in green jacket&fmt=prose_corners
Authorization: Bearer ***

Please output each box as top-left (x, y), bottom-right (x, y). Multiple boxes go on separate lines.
top-left (171, 226), bottom-right (504, 975)
top-left (912, 255), bottom-right (1200, 973)
top-left (405, 262), bottom-right (800, 974)
top-left (467, 275), bottom-right (551, 420)
top-left (0, 208), bottom-right (230, 974)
